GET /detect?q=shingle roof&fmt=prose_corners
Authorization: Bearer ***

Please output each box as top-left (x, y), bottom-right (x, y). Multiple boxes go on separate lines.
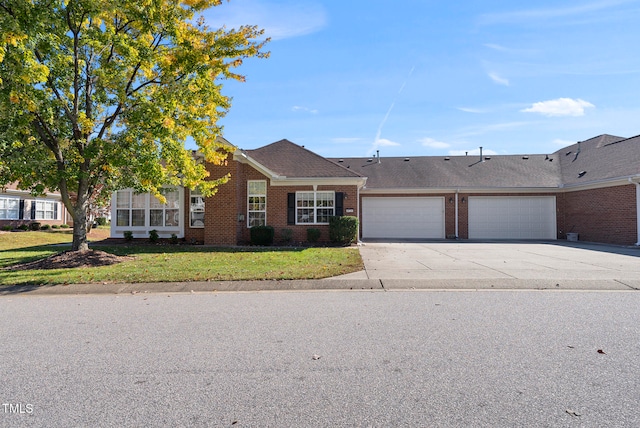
top-left (244, 139), bottom-right (363, 179)
top-left (331, 154), bottom-right (562, 189)
top-left (554, 134), bottom-right (640, 186)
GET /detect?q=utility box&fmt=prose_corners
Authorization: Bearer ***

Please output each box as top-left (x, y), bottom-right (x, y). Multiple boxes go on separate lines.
top-left (566, 232), bottom-right (579, 242)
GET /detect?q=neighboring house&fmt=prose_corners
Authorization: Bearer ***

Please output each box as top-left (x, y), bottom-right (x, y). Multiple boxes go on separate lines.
top-left (0, 182), bottom-right (72, 228)
top-left (110, 134), bottom-right (640, 247)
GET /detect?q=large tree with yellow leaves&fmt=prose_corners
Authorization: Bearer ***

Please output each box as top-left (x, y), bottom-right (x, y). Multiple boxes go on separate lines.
top-left (0, 0), bottom-right (267, 251)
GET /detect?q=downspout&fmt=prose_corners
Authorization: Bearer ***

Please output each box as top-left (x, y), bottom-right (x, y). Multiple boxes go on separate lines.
top-left (357, 185), bottom-right (362, 243)
top-left (454, 190), bottom-right (459, 239)
top-left (630, 177), bottom-right (640, 246)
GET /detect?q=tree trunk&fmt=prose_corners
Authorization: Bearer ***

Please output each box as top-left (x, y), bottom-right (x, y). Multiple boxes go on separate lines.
top-left (71, 205), bottom-right (90, 252)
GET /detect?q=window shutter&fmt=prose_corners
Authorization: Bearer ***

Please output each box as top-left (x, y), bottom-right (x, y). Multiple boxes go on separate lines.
top-left (30, 201), bottom-right (36, 220)
top-left (335, 192), bottom-right (344, 216)
top-left (54, 202), bottom-right (58, 220)
top-left (19, 200), bottom-right (25, 219)
top-left (287, 193), bottom-right (295, 225)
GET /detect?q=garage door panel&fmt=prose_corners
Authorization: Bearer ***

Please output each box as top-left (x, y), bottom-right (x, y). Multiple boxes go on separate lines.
top-left (468, 196), bottom-right (556, 240)
top-left (362, 197), bottom-right (444, 239)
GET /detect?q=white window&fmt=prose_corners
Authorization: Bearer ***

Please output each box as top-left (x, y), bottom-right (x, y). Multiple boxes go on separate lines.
top-left (116, 190), bottom-right (146, 227)
top-left (0, 196), bottom-right (20, 220)
top-left (247, 180), bottom-right (266, 227)
top-left (150, 188), bottom-right (180, 227)
top-left (35, 200), bottom-right (58, 220)
top-left (190, 189), bottom-right (205, 228)
top-left (296, 191), bottom-right (334, 224)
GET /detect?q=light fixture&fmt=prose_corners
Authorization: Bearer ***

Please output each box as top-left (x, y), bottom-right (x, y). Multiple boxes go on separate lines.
top-left (449, 197), bottom-right (454, 204)
top-left (461, 197), bottom-right (466, 203)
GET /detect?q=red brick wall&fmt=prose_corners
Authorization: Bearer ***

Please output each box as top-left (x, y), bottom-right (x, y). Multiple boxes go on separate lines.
top-left (201, 156), bottom-right (360, 245)
top-left (558, 184), bottom-right (637, 245)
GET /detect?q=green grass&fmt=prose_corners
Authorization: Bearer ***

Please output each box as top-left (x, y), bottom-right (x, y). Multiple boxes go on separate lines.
top-left (0, 231), bottom-right (363, 287)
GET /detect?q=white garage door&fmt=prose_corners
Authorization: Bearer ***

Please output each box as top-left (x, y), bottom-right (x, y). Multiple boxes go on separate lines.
top-left (362, 197), bottom-right (444, 239)
top-left (468, 196), bottom-right (556, 240)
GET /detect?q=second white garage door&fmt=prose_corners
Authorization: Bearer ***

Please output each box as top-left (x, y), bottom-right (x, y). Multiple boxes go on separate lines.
top-left (468, 196), bottom-right (557, 240)
top-left (362, 197), bottom-right (444, 239)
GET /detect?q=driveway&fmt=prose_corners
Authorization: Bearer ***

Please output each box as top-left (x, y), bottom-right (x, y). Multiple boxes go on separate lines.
top-left (336, 241), bottom-right (640, 290)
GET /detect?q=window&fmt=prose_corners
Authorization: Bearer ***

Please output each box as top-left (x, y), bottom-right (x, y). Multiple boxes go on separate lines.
top-left (296, 191), bottom-right (334, 224)
top-left (0, 196), bottom-right (19, 220)
top-left (35, 200), bottom-right (58, 220)
top-left (247, 181), bottom-right (266, 227)
top-left (116, 190), bottom-right (146, 227)
top-left (190, 189), bottom-right (205, 228)
top-left (150, 188), bottom-right (180, 227)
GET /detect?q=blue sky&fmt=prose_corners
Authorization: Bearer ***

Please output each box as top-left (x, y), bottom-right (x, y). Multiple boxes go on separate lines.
top-left (202, 0), bottom-right (640, 158)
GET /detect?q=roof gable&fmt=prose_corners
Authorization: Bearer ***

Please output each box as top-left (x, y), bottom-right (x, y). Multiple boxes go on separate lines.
top-left (243, 139), bottom-right (363, 179)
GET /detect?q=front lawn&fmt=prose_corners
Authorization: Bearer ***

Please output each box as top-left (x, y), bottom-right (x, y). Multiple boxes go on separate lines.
top-left (0, 231), bottom-right (363, 287)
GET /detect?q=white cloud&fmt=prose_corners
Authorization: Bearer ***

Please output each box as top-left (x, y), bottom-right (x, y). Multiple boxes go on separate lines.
top-left (457, 107), bottom-right (488, 114)
top-left (202, 0), bottom-right (327, 41)
top-left (292, 105), bottom-right (319, 114)
top-left (488, 72), bottom-right (510, 86)
top-left (553, 138), bottom-right (577, 146)
top-left (479, 0), bottom-right (636, 25)
top-left (420, 138), bottom-right (450, 149)
top-left (375, 138), bottom-right (400, 147)
top-left (521, 98), bottom-right (595, 117)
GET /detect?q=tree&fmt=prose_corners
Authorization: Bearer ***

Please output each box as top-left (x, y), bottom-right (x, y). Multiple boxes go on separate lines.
top-left (0, 0), bottom-right (268, 251)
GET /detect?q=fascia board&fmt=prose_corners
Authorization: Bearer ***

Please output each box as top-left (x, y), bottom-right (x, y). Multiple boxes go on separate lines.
top-left (269, 177), bottom-right (367, 187)
top-left (558, 175), bottom-right (640, 191)
top-left (360, 187), bottom-right (560, 194)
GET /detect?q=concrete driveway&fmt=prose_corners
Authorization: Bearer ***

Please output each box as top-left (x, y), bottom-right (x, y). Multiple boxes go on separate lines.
top-left (336, 241), bottom-right (640, 290)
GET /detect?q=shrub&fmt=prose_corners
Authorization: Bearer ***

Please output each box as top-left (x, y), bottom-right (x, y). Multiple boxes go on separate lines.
top-left (170, 233), bottom-right (179, 245)
top-left (51, 224), bottom-right (60, 229)
top-left (307, 228), bottom-right (321, 243)
top-left (280, 228), bottom-right (293, 243)
top-left (1, 225), bottom-right (13, 231)
top-left (18, 224), bottom-right (29, 231)
top-left (123, 231), bottom-right (133, 242)
top-left (95, 217), bottom-right (108, 226)
top-left (250, 225), bottom-right (275, 246)
top-left (329, 216), bottom-right (358, 245)
top-left (149, 229), bottom-right (159, 243)
top-left (29, 222), bottom-right (41, 231)
top-left (60, 224), bottom-right (70, 229)
top-left (40, 224), bottom-right (51, 230)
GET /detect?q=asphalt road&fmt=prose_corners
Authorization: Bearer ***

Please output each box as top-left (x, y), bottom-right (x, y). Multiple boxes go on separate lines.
top-left (1, 290), bottom-right (639, 427)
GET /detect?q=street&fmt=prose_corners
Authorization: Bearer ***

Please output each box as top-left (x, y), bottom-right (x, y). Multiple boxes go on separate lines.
top-left (1, 290), bottom-right (639, 427)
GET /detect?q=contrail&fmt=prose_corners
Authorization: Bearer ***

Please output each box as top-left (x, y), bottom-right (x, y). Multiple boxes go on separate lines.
top-left (372, 65), bottom-right (415, 153)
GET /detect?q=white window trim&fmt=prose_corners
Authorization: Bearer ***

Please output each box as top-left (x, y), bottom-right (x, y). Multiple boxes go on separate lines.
top-left (0, 196), bottom-right (20, 220)
top-left (189, 189), bottom-right (205, 229)
top-left (112, 187), bottom-right (183, 235)
top-left (34, 199), bottom-right (58, 220)
top-left (247, 180), bottom-right (267, 228)
top-left (295, 191), bottom-right (335, 225)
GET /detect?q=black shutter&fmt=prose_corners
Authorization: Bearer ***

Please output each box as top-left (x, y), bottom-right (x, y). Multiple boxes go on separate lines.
top-left (30, 201), bottom-right (36, 220)
top-left (287, 193), bottom-right (295, 225)
top-left (335, 192), bottom-right (344, 216)
top-left (54, 202), bottom-right (58, 220)
top-left (19, 200), bottom-right (25, 219)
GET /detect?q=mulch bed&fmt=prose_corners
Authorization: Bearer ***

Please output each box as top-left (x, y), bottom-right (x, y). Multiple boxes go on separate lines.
top-left (4, 250), bottom-right (134, 271)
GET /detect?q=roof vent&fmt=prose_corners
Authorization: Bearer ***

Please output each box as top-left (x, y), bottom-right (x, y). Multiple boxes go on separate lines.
top-left (444, 157), bottom-right (450, 161)
top-left (578, 170), bottom-right (587, 177)
top-left (338, 159), bottom-right (344, 163)
top-left (404, 158), bottom-right (410, 162)
top-left (484, 156), bottom-right (491, 160)
top-left (367, 158), bottom-right (373, 162)
top-left (545, 154), bottom-right (549, 160)
top-left (566, 151), bottom-right (572, 156)
top-left (549, 158), bottom-right (553, 162)
top-left (522, 156), bottom-right (529, 160)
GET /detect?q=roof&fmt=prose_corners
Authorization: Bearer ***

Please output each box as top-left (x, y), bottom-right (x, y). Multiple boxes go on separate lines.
top-left (243, 139), bottom-right (363, 179)
top-left (331, 154), bottom-right (562, 189)
top-left (328, 133), bottom-right (639, 190)
top-left (554, 134), bottom-right (640, 186)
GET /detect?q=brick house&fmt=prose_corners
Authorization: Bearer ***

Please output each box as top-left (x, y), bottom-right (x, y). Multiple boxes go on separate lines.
top-left (0, 182), bottom-right (72, 228)
top-left (110, 134), bottom-right (640, 247)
